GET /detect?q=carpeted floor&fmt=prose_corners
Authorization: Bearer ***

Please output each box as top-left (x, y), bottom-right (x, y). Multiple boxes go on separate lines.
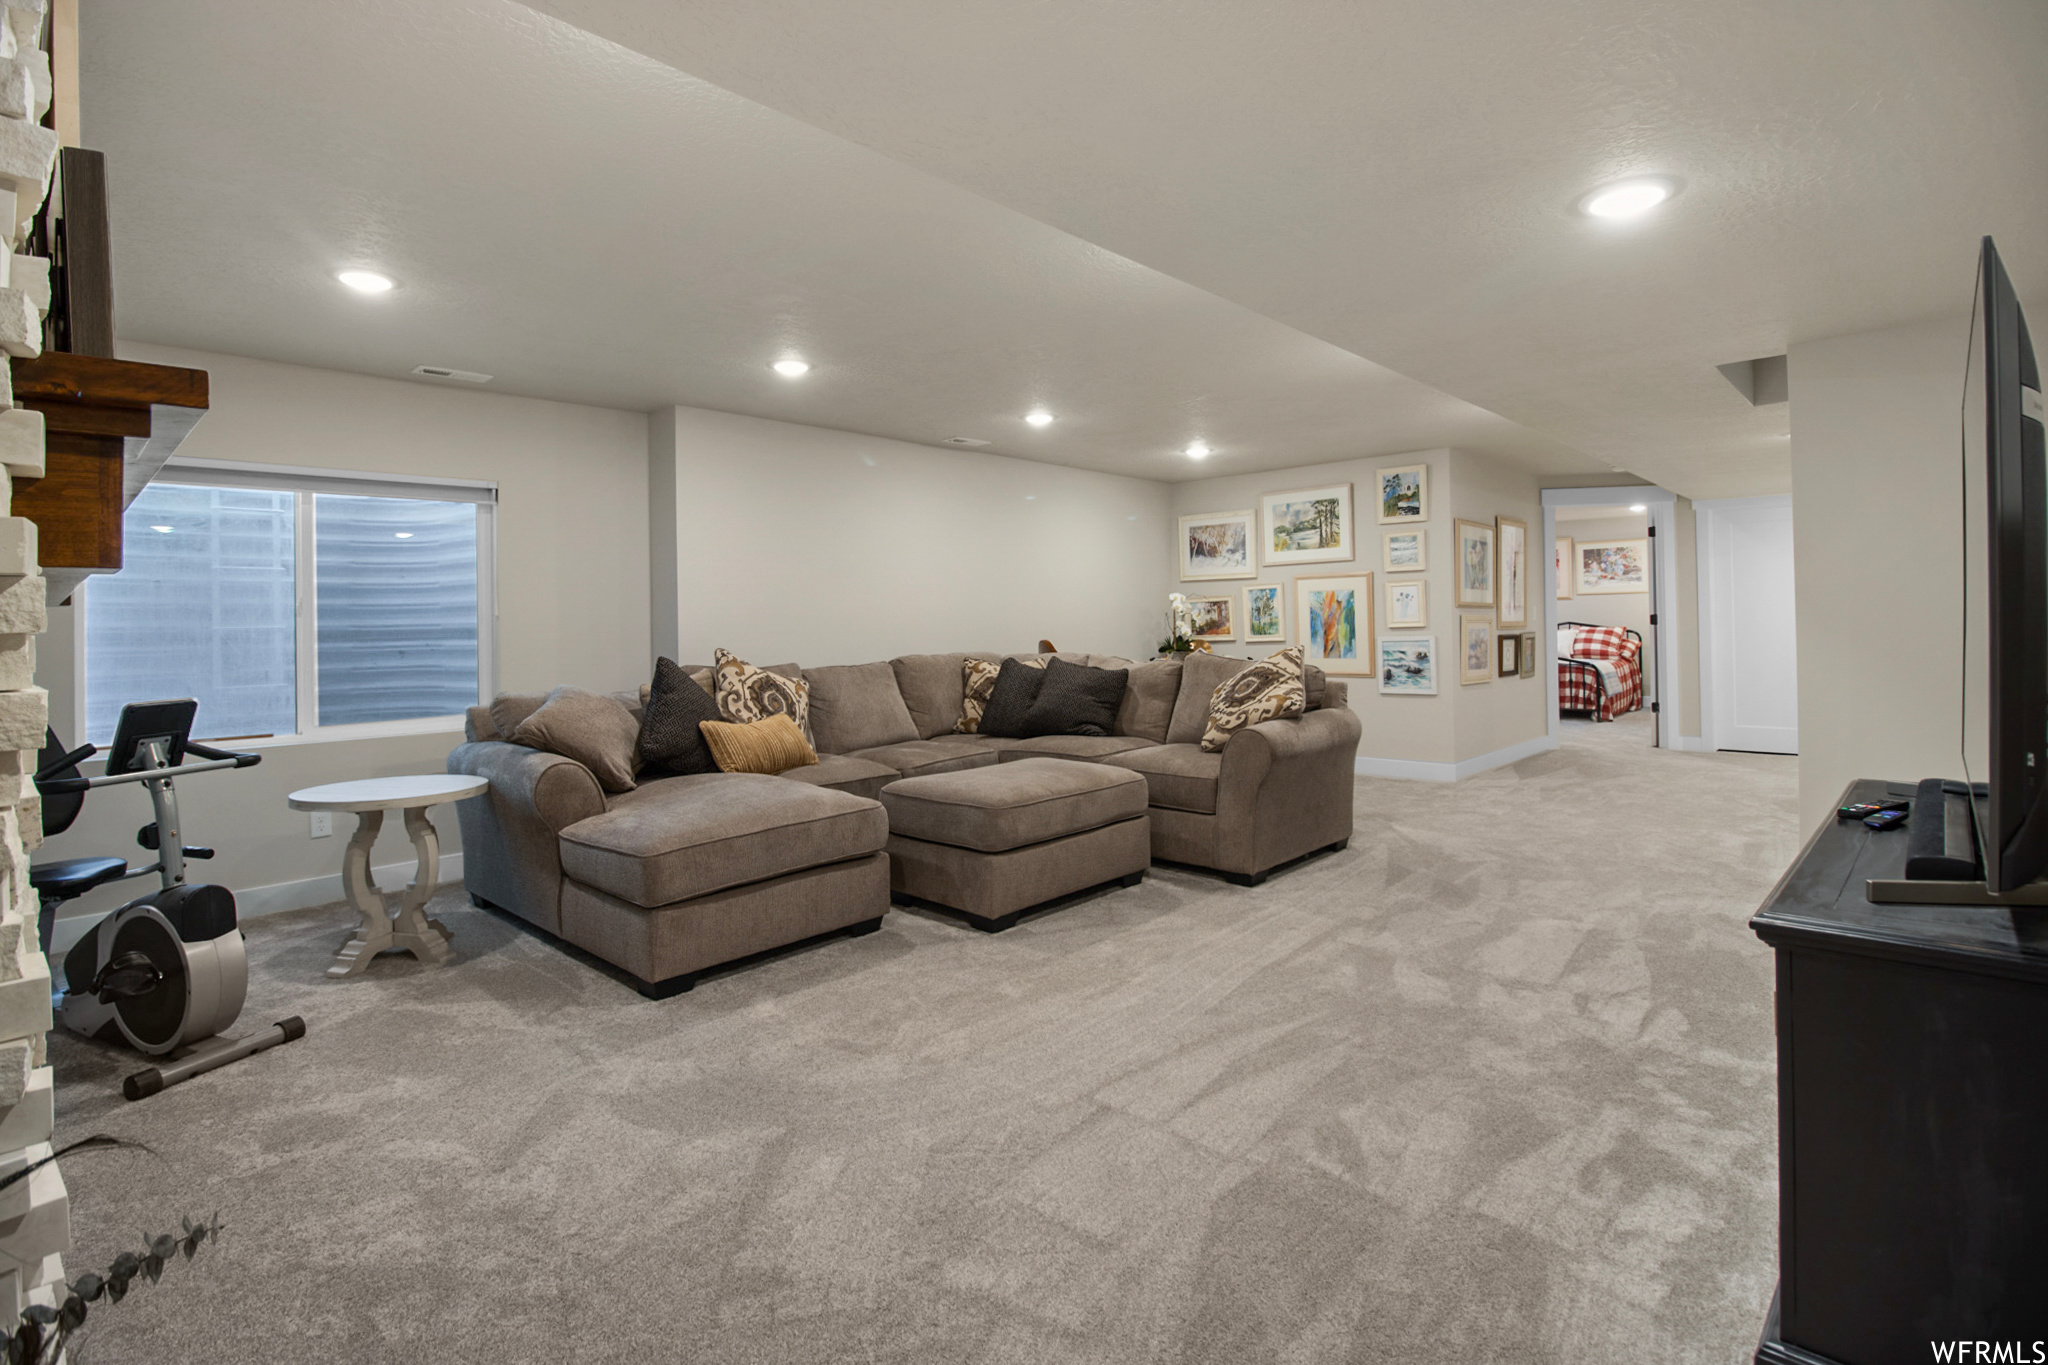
top-left (47, 714), bottom-right (1798, 1364)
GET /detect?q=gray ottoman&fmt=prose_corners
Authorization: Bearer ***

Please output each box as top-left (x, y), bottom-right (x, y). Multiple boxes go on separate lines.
top-left (880, 757), bottom-right (1150, 931)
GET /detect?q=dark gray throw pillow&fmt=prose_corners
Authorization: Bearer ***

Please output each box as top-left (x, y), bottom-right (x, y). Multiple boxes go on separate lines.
top-left (1020, 658), bottom-right (1129, 738)
top-left (636, 656), bottom-right (722, 776)
top-left (977, 658), bottom-right (1050, 738)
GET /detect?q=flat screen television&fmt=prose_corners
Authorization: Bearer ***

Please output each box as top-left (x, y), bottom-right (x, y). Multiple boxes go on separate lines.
top-left (1973, 236), bottom-right (2047, 893)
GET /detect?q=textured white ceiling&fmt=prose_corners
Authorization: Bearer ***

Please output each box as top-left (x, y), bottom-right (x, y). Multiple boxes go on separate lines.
top-left (519, 0), bottom-right (2048, 499)
top-left (83, 0), bottom-right (1606, 484)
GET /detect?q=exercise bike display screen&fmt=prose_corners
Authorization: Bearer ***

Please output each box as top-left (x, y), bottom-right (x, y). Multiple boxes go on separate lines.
top-left (103, 698), bottom-right (199, 775)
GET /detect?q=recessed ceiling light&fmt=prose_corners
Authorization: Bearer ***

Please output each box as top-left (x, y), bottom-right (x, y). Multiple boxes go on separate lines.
top-left (336, 269), bottom-right (395, 294)
top-left (1628, 504), bottom-right (1648, 513)
top-left (395, 532), bottom-right (414, 539)
top-left (1025, 409), bottom-right (1054, 427)
top-left (1185, 441), bottom-right (1211, 459)
top-left (149, 525), bottom-right (173, 533)
top-left (772, 358), bottom-right (810, 378)
top-left (1579, 176), bottom-right (1678, 220)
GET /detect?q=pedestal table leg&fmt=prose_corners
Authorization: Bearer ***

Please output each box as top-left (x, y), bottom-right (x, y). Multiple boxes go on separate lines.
top-left (327, 809), bottom-right (390, 978)
top-left (388, 804), bottom-right (453, 964)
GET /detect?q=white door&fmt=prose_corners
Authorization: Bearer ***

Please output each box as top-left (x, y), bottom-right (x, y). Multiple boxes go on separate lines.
top-left (1700, 496), bottom-right (1799, 754)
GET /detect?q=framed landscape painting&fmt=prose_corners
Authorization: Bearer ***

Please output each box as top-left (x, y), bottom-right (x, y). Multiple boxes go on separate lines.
top-left (1496, 516), bottom-right (1529, 628)
top-left (1497, 632), bottom-right (1520, 677)
top-left (1295, 573), bottom-right (1374, 675)
top-left (1263, 485), bottom-right (1354, 566)
top-left (1385, 578), bottom-right (1426, 629)
top-left (1454, 518), bottom-right (1495, 608)
top-left (1382, 529), bottom-right (1426, 574)
top-left (1556, 536), bottom-right (1576, 600)
top-left (1375, 463), bottom-right (1428, 524)
top-left (1178, 509), bottom-right (1256, 581)
top-left (1459, 613), bottom-right (1494, 685)
top-left (1578, 538), bottom-right (1649, 594)
top-left (1518, 631), bottom-right (1537, 678)
top-left (1186, 595), bottom-right (1235, 640)
top-left (1243, 583), bottom-right (1285, 641)
top-left (1378, 635), bottom-right (1437, 696)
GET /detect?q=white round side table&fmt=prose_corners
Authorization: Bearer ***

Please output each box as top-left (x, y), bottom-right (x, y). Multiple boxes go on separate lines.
top-left (287, 774), bottom-right (488, 979)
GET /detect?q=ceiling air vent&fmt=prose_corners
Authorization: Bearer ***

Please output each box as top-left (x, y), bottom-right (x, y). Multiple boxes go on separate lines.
top-left (940, 436), bottom-right (990, 447)
top-left (411, 365), bottom-right (493, 384)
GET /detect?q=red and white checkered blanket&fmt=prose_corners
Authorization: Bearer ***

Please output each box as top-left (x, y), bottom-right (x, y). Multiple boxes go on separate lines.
top-left (1558, 626), bottom-right (1643, 721)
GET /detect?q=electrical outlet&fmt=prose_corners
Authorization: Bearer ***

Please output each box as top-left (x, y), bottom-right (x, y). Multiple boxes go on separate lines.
top-left (309, 812), bottom-right (333, 839)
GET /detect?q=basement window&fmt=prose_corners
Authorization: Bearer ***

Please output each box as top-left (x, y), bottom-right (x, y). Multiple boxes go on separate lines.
top-left (78, 459), bottom-right (497, 746)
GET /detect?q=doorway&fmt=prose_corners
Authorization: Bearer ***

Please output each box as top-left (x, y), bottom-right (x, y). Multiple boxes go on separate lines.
top-left (1541, 486), bottom-right (1684, 748)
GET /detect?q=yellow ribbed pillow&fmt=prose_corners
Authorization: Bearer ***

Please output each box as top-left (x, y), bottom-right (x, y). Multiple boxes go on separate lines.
top-left (698, 713), bottom-right (818, 775)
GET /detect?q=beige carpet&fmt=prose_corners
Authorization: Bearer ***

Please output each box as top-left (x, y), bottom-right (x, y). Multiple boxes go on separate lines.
top-left (48, 714), bottom-right (1799, 1364)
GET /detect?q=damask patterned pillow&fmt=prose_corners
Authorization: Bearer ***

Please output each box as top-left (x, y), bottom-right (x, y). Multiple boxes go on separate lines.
top-left (713, 648), bottom-right (812, 743)
top-left (1200, 646), bottom-right (1308, 752)
top-left (954, 656), bottom-right (1047, 733)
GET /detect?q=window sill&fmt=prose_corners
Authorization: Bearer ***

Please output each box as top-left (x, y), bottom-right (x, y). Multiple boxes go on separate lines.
top-left (209, 717), bottom-right (468, 751)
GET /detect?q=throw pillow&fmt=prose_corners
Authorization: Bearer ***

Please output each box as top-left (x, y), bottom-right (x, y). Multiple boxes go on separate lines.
top-left (636, 657), bottom-right (723, 776)
top-left (713, 648), bottom-right (812, 742)
top-left (955, 658), bottom-right (1003, 733)
top-left (509, 686), bottom-right (643, 792)
top-left (1201, 646), bottom-right (1308, 752)
top-left (698, 714), bottom-right (818, 775)
top-left (1020, 658), bottom-right (1129, 737)
top-left (487, 691), bottom-right (550, 741)
top-left (976, 657), bottom-right (1052, 738)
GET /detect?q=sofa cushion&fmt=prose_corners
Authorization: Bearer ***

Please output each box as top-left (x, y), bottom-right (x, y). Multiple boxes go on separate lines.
top-left (773, 753), bottom-right (900, 802)
top-left (1201, 646), bottom-right (1307, 752)
top-left (997, 735), bottom-right (1155, 763)
top-left (1165, 652), bottom-right (1253, 745)
top-left (713, 649), bottom-right (813, 742)
top-left (880, 757), bottom-right (1149, 853)
top-left (1020, 657), bottom-right (1128, 737)
top-left (890, 653), bottom-right (969, 739)
top-left (1106, 743), bottom-right (1223, 815)
top-left (803, 661), bottom-right (919, 754)
top-left (637, 656), bottom-right (722, 776)
top-left (488, 691), bottom-right (550, 742)
top-left (978, 657), bottom-right (1051, 738)
top-left (850, 739), bottom-right (1001, 778)
top-left (925, 733), bottom-right (1024, 754)
top-left (560, 773), bottom-right (886, 908)
top-left (1304, 664), bottom-right (1327, 710)
top-left (509, 687), bottom-right (643, 793)
top-left (700, 714), bottom-right (818, 775)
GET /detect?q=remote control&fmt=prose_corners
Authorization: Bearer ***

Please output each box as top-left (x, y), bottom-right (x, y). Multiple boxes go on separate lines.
top-left (1864, 809), bottom-right (1909, 831)
top-left (1839, 800), bottom-right (1910, 819)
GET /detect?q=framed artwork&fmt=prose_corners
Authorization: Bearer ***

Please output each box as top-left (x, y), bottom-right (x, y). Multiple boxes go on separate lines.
top-left (1375, 463), bottom-right (1429, 524)
top-left (1178, 509), bottom-right (1256, 581)
top-left (1556, 537), bottom-right (1576, 600)
top-left (1295, 573), bottom-right (1375, 676)
top-left (1186, 595), bottom-right (1235, 640)
top-left (1243, 583), bottom-right (1286, 641)
top-left (1385, 578), bottom-right (1427, 629)
top-left (1378, 635), bottom-right (1437, 696)
top-left (1454, 518), bottom-right (1495, 608)
top-left (1518, 632), bottom-right (1537, 678)
top-left (1459, 613), bottom-right (1494, 685)
top-left (1497, 632), bottom-right (1520, 677)
top-left (1262, 485), bottom-right (1354, 566)
top-left (1382, 529), bottom-right (1426, 574)
top-left (1496, 516), bottom-right (1529, 628)
top-left (1577, 538), bottom-right (1649, 595)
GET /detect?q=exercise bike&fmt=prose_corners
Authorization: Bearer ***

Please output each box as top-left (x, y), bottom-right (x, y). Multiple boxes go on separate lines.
top-left (32, 699), bottom-right (304, 1100)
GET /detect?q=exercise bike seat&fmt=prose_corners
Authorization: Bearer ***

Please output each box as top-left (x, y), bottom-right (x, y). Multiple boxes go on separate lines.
top-left (29, 857), bottom-right (128, 900)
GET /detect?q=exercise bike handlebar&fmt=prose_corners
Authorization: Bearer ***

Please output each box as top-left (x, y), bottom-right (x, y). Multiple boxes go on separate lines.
top-left (35, 744), bottom-right (262, 794)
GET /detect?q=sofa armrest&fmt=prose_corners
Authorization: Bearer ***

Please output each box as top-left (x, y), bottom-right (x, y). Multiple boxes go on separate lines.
top-left (446, 740), bottom-right (605, 933)
top-left (1211, 706), bottom-right (1362, 877)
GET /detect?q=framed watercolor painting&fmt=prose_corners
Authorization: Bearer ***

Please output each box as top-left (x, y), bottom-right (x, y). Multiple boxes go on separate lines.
top-left (1459, 613), bottom-right (1494, 685)
top-left (1378, 635), bottom-right (1437, 695)
top-left (1577, 538), bottom-right (1649, 594)
top-left (1382, 529), bottom-right (1426, 574)
top-left (1243, 583), bottom-right (1285, 641)
top-left (1497, 632), bottom-right (1520, 677)
top-left (1496, 516), bottom-right (1529, 628)
top-left (1454, 518), bottom-right (1495, 608)
top-left (1556, 536), bottom-right (1576, 600)
top-left (1186, 595), bottom-right (1235, 640)
top-left (1262, 485), bottom-right (1354, 566)
top-left (1295, 573), bottom-right (1374, 676)
top-left (1375, 463), bottom-right (1428, 524)
top-left (1385, 578), bottom-right (1426, 629)
top-left (1518, 632), bottom-right (1537, 678)
top-left (1178, 509), bottom-right (1256, 581)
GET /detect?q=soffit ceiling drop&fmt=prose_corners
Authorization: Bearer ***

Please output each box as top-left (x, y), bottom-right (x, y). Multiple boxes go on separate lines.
top-left (85, 0), bottom-right (1603, 484)
top-left (521, 0), bottom-right (2048, 500)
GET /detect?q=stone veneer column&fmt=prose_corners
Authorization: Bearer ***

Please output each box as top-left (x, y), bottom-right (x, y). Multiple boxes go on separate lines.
top-left (0, 0), bottom-right (64, 1329)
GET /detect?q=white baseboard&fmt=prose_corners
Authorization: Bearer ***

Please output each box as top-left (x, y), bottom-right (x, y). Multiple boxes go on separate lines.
top-left (1355, 733), bottom-right (1558, 783)
top-left (1669, 735), bottom-right (1713, 753)
top-left (49, 853), bottom-right (466, 958)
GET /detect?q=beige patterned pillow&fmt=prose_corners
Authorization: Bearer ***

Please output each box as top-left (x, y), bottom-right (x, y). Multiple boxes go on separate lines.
top-left (1201, 646), bottom-right (1307, 752)
top-left (713, 648), bottom-right (812, 742)
top-left (955, 656), bottom-right (1047, 733)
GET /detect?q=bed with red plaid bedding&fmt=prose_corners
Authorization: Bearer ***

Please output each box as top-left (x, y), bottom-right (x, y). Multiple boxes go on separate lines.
top-left (1558, 625), bottom-right (1643, 721)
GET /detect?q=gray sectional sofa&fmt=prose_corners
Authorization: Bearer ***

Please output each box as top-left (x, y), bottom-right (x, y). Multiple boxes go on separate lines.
top-left (448, 649), bottom-right (1360, 995)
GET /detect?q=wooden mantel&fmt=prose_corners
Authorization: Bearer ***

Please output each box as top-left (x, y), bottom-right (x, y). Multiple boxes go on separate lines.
top-left (10, 351), bottom-right (209, 604)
